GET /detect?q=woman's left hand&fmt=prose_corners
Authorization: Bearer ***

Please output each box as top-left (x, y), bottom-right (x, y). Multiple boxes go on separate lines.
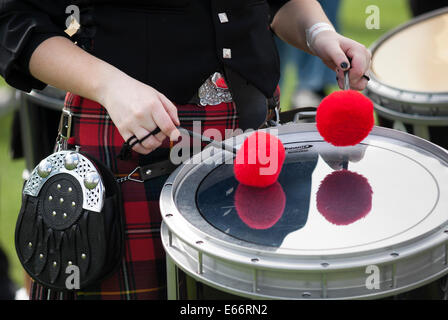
top-left (310, 31), bottom-right (372, 91)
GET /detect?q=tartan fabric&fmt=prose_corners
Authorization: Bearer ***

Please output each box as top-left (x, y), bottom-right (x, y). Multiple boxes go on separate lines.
top-left (30, 92), bottom-right (239, 300)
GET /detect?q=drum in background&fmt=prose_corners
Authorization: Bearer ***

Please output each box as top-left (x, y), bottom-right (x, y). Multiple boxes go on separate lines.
top-left (17, 86), bottom-right (65, 171)
top-left (365, 7), bottom-right (448, 149)
top-left (161, 123), bottom-right (448, 300)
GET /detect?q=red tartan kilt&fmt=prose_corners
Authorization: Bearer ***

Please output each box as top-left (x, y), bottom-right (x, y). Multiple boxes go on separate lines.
top-left (30, 93), bottom-right (239, 300)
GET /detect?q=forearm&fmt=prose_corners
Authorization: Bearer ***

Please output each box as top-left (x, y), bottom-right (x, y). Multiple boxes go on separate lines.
top-left (28, 36), bottom-right (126, 105)
top-left (29, 35), bottom-right (180, 150)
top-left (271, 0), bottom-right (332, 54)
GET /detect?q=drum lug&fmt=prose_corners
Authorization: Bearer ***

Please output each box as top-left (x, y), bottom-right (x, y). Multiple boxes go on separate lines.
top-left (444, 242), bottom-right (448, 266)
top-left (321, 273), bottom-right (328, 299)
top-left (252, 268), bottom-right (258, 293)
top-left (168, 230), bottom-right (173, 247)
top-left (197, 251), bottom-right (203, 275)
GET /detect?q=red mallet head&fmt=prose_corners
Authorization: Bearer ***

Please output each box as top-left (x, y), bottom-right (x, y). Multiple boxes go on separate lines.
top-left (234, 131), bottom-right (286, 188)
top-left (235, 182), bottom-right (286, 230)
top-left (316, 90), bottom-right (374, 146)
top-left (316, 170), bottom-right (373, 226)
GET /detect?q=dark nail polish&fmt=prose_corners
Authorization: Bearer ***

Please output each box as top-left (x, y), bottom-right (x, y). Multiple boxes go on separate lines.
top-left (341, 62), bottom-right (349, 69)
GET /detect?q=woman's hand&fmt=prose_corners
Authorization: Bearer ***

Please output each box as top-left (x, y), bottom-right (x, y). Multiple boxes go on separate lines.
top-left (28, 36), bottom-right (180, 155)
top-left (272, 0), bottom-right (372, 91)
top-left (311, 31), bottom-right (372, 91)
top-left (98, 72), bottom-right (181, 155)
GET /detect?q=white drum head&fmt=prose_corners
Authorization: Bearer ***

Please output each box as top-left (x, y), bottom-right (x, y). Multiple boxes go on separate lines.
top-left (372, 11), bottom-right (448, 93)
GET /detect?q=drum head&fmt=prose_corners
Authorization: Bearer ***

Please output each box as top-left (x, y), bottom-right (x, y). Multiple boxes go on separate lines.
top-left (161, 124), bottom-right (448, 299)
top-left (371, 9), bottom-right (448, 93)
top-left (196, 140), bottom-right (438, 252)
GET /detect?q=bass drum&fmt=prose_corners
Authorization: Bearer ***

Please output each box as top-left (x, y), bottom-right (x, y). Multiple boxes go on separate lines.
top-left (365, 7), bottom-right (448, 149)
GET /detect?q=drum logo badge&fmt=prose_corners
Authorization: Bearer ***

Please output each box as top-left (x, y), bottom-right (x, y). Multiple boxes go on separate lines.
top-left (285, 144), bottom-right (313, 154)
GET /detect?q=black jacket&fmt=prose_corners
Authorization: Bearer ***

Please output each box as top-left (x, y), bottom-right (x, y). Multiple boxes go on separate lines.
top-left (0, 0), bottom-right (288, 104)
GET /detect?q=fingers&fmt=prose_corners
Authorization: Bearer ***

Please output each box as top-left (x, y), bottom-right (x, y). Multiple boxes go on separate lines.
top-left (317, 40), bottom-right (365, 91)
top-left (335, 61), bottom-right (370, 91)
top-left (312, 31), bottom-right (372, 91)
top-left (316, 33), bottom-right (371, 91)
top-left (336, 69), bottom-right (369, 91)
top-left (151, 102), bottom-right (181, 142)
top-left (132, 96), bottom-right (180, 154)
top-left (121, 132), bottom-right (151, 155)
top-left (346, 54), bottom-right (368, 90)
top-left (342, 41), bottom-right (371, 91)
top-left (159, 93), bottom-right (180, 127)
top-left (336, 68), bottom-right (346, 90)
top-left (325, 41), bottom-right (351, 75)
top-left (122, 127), bottom-right (168, 156)
top-left (132, 127), bottom-right (162, 154)
top-left (128, 100), bottom-right (179, 155)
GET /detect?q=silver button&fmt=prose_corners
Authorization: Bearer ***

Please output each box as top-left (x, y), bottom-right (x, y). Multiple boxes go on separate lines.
top-left (218, 12), bottom-right (229, 23)
top-left (64, 152), bottom-right (80, 170)
top-left (37, 159), bottom-right (52, 178)
top-left (84, 171), bottom-right (100, 190)
top-left (223, 48), bottom-right (232, 59)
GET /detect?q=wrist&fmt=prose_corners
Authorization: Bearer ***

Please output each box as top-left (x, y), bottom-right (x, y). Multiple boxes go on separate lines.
top-left (93, 62), bottom-right (127, 107)
top-left (305, 22), bottom-right (336, 53)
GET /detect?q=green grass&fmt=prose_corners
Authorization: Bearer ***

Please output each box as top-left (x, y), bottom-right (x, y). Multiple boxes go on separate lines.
top-left (341, 0), bottom-right (411, 46)
top-left (0, 113), bottom-right (26, 287)
top-left (0, 0), bottom-right (413, 290)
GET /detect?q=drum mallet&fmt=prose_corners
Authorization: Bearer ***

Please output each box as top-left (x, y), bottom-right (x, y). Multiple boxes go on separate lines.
top-left (118, 125), bottom-right (238, 160)
top-left (315, 71), bottom-right (375, 147)
top-left (180, 128), bottom-right (287, 188)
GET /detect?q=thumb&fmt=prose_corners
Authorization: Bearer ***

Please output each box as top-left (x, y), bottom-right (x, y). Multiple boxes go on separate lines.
top-left (325, 41), bottom-right (351, 71)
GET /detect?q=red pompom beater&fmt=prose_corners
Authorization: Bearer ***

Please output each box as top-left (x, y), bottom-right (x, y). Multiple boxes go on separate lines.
top-left (316, 71), bottom-right (374, 147)
top-left (234, 131), bottom-right (286, 188)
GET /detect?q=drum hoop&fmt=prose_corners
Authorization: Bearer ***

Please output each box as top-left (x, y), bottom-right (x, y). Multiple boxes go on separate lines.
top-left (373, 101), bottom-right (448, 125)
top-left (162, 223), bottom-right (448, 300)
top-left (23, 87), bottom-right (65, 111)
top-left (368, 7), bottom-right (448, 101)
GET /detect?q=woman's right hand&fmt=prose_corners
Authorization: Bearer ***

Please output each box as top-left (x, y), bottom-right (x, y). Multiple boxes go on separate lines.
top-left (28, 37), bottom-right (180, 155)
top-left (98, 71), bottom-right (181, 155)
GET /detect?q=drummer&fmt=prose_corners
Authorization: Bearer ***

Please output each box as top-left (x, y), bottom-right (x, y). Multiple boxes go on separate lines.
top-left (0, 0), bottom-right (371, 300)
